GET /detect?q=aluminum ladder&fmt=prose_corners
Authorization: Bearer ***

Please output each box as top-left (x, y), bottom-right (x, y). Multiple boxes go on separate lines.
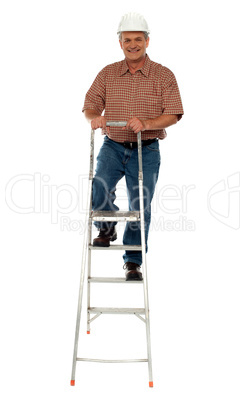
top-left (70, 121), bottom-right (153, 387)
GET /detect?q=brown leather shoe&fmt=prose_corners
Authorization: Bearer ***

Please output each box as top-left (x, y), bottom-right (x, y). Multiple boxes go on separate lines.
top-left (93, 227), bottom-right (117, 247)
top-left (123, 262), bottom-right (143, 281)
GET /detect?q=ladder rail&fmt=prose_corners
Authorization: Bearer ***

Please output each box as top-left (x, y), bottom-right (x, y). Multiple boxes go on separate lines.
top-left (71, 129), bottom-right (94, 383)
top-left (137, 131), bottom-right (153, 385)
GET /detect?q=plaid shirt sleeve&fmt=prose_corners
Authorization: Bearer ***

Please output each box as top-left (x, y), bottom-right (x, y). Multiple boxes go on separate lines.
top-left (82, 68), bottom-right (106, 115)
top-left (161, 67), bottom-right (183, 120)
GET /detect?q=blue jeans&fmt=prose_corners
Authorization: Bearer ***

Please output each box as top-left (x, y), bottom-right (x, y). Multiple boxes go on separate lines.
top-left (92, 136), bottom-right (161, 265)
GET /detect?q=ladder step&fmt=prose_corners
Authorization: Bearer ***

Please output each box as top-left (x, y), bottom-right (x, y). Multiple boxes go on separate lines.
top-left (89, 244), bottom-right (142, 251)
top-left (88, 307), bottom-right (145, 315)
top-left (91, 211), bottom-right (140, 222)
top-left (77, 358), bottom-right (148, 363)
top-left (88, 277), bottom-right (143, 284)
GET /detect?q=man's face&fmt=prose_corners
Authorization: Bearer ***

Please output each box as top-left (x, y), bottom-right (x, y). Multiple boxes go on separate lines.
top-left (119, 31), bottom-right (149, 63)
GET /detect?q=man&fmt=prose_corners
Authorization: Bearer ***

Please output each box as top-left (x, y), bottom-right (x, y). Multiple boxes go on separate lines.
top-left (82, 12), bottom-right (184, 280)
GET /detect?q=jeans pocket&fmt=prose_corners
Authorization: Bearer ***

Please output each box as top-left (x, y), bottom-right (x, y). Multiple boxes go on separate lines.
top-left (146, 141), bottom-right (160, 152)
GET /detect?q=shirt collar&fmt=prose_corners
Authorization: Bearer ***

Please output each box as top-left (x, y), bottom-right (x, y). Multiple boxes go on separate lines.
top-left (119, 54), bottom-right (151, 77)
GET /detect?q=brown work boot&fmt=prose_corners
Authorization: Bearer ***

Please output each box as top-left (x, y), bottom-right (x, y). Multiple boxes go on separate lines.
top-left (123, 262), bottom-right (143, 281)
top-left (93, 226), bottom-right (117, 247)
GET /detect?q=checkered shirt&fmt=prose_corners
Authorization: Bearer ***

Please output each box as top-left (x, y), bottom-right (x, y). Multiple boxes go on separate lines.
top-left (82, 54), bottom-right (184, 142)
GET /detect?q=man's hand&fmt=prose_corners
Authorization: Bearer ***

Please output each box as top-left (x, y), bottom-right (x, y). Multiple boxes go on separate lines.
top-left (84, 110), bottom-right (109, 133)
top-left (91, 116), bottom-right (107, 131)
top-left (123, 117), bottom-right (147, 134)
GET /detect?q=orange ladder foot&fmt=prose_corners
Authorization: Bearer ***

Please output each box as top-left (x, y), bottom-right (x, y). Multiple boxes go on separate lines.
top-left (149, 381), bottom-right (153, 387)
top-left (70, 380), bottom-right (75, 386)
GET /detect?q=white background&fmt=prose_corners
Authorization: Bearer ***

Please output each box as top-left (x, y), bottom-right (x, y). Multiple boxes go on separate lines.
top-left (1, 0), bottom-right (244, 401)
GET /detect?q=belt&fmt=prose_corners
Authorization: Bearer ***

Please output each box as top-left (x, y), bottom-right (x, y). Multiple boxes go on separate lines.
top-left (121, 138), bottom-right (157, 149)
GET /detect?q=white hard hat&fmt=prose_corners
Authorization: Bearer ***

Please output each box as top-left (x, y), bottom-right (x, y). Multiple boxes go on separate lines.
top-left (117, 12), bottom-right (150, 35)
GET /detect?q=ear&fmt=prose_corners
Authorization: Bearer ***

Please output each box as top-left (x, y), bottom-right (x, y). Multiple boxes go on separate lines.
top-left (146, 37), bottom-right (150, 48)
top-left (119, 40), bottom-right (123, 49)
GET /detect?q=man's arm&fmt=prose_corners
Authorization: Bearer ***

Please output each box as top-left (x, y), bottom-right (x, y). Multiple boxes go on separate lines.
top-left (84, 109), bottom-right (178, 134)
top-left (124, 114), bottom-right (178, 134)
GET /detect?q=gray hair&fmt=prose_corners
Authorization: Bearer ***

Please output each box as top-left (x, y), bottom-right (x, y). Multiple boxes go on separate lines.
top-left (119, 32), bottom-right (149, 40)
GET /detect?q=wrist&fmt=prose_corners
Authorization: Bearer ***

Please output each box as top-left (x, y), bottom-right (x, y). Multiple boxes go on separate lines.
top-left (143, 119), bottom-right (151, 131)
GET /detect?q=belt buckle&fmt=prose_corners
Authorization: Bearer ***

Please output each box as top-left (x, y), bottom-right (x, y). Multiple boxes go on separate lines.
top-left (124, 141), bottom-right (133, 149)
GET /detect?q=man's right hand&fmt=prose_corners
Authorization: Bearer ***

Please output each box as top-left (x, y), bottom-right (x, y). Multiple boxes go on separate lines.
top-left (84, 110), bottom-right (108, 132)
top-left (91, 116), bottom-right (107, 131)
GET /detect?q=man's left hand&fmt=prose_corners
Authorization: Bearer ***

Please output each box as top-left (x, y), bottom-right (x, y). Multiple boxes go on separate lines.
top-left (123, 117), bottom-right (147, 133)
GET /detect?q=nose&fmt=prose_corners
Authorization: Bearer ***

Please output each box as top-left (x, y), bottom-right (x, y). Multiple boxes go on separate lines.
top-left (130, 40), bottom-right (137, 48)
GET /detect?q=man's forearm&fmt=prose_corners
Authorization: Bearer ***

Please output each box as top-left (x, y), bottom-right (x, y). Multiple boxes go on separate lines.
top-left (84, 109), bottom-right (101, 123)
top-left (144, 114), bottom-right (178, 130)
top-left (124, 114), bottom-right (178, 134)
